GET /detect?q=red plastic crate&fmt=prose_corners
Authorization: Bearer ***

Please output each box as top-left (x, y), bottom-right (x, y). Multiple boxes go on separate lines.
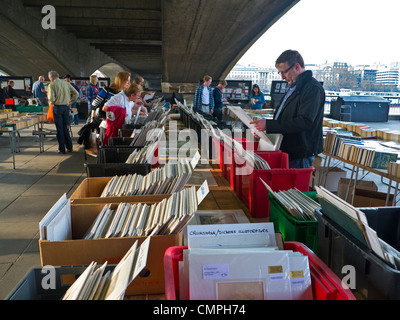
top-left (227, 138), bottom-right (259, 190)
top-left (163, 242), bottom-right (356, 300)
top-left (235, 150), bottom-right (289, 200)
top-left (248, 167), bottom-right (314, 218)
top-left (230, 140), bottom-right (259, 192)
top-left (211, 137), bottom-right (223, 170)
top-left (221, 137), bottom-right (247, 185)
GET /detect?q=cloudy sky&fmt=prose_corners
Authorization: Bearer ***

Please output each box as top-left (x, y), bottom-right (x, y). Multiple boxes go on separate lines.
top-left (239, 0), bottom-right (400, 67)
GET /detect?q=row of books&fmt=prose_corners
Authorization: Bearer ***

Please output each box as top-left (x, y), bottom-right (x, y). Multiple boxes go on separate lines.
top-left (324, 132), bottom-right (399, 170)
top-left (86, 185), bottom-right (199, 239)
top-left (132, 101), bottom-right (169, 126)
top-left (262, 182), bottom-right (319, 222)
top-left (129, 121), bottom-right (165, 147)
top-left (100, 161), bottom-right (193, 197)
top-left (125, 142), bottom-right (158, 164)
top-left (323, 117), bottom-right (400, 142)
top-left (232, 138), bottom-right (271, 170)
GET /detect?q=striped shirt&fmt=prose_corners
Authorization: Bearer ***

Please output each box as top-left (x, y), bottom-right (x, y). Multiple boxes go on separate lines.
top-left (92, 86), bottom-right (117, 111)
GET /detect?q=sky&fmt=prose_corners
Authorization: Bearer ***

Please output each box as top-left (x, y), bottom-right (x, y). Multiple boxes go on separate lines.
top-left (238, 0), bottom-right (400, 68)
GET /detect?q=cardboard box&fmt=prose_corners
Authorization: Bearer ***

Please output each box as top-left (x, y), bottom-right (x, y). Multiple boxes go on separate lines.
top-left (353, 188), bottom-right (394, 207)
top-left (337, 178), bottom-right (378, 203)
top-left (311, 166), bottom-right (347, 192)
top-left (39, 203), bottom-right (183, 296)
top-left (70, 176), bottom-right (172, 204)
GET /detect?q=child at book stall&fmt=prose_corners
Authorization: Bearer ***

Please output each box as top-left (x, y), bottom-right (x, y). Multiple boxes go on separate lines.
top-left (102, 105), bottom-right (126, 146)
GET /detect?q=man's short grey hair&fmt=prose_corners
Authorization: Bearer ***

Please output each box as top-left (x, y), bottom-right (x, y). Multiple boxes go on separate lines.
top-left (48, 71), bottom-right (59, 78)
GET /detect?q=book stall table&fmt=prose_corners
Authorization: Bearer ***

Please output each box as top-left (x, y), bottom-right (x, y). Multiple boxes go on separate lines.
top-left (319, 151), bottom-right (400, 207)
top-left (1, 113), bottom-right (46, 169)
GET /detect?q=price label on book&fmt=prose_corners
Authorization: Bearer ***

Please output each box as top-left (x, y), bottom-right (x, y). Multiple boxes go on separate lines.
top-left (197, 180), bottom-right (209, 205)
top-left (203, 264), bottom-right (229, 279)
top-left (191, 151), bottom-right (201, 170)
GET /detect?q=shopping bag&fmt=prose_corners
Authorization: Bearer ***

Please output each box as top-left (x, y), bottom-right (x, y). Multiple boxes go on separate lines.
top-left (47, 104), bottom-right (54, 123)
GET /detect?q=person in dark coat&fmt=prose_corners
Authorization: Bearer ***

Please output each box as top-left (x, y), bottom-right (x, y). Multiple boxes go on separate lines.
top-left (250, 50), bottom-right (325, 168)
top-left (5, 81), bottom-right (22, 99)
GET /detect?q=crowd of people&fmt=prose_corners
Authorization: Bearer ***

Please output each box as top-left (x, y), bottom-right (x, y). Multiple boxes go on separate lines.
top-left (1, 49), bottom-right (324, 169)
top-left (3, 71), bottom-right (151, 154)
top-left (193, 76), bottom-right (270, 122)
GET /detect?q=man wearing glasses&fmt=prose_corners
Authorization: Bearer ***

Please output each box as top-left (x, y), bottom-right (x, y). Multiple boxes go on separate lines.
top-left (251, 50), bottom-right (325, 168)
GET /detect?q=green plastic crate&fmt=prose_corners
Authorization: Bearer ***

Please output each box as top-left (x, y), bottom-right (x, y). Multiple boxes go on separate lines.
top-left (268, 191), bottom-right (319, 253)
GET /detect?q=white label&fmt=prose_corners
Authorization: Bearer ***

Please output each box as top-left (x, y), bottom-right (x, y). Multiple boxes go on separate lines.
top-left (203, 264), bottom-right (229, 279)
top-left (191, 151), bottom-right (201, 170)
top-left (291, 278), bottom-right (306, 286)
top-left (269, 273), bottom-right (285, 281)
top-left (188, 222), bottom-right (275, 238)
top-left (132, 237), bottom-right (150, 280)
top-left (196, 180), bottom-right (210, 205)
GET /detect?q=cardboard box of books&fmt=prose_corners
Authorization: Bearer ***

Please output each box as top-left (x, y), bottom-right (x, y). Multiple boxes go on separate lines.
top-left (39, 199), bottom-right (183, 295)
top-left (39, 181), bottom-right (209, 296)
top-left (70, 156), bottom-right (196, 204)
top-left (70, 176), bottom-right (171, 204)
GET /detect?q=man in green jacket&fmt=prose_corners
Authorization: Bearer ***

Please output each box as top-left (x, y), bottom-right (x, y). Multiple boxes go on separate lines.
top-left (48, 70), bottom-right (79, 154)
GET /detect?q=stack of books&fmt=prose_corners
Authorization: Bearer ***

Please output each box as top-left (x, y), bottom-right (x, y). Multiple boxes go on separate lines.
top-left (62, 238), bottom-right (150, 300)
top-left (129, 121), bottom-right (165, 147)
top-left (85, 184), bottom-right (204, 239)
top-left (125, 142), bottom-right (158, 164)
top-left (260, 179), bottom-right (319, 221)
top-left (100, 160), bottom-right (194, 197)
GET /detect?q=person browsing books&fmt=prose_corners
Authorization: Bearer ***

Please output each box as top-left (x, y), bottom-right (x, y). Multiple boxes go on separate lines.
top-left (213, 80), bottom-right (228, 121)
top-left (249, 84), bottom-right (265, 110)
top-left (47, 70), bottom-right (79, 154)
top-left (194, 75), bottom-right (214, 114)
top-left (250, 50), bottom-right (325, 168)
top-left (102, 83), bottom-right (143, 124)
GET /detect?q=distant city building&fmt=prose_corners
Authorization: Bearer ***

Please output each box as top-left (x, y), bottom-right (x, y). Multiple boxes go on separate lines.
top-left (376, 66), bottom-right (399, 87)
top-left (226, 64), bottom-right (281, 92)
top-left (230, 60), bottom-right (400, 93)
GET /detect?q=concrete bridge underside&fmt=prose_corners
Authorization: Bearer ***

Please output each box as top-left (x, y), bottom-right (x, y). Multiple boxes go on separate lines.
top-left (0, 0), bottom-right (299, 90)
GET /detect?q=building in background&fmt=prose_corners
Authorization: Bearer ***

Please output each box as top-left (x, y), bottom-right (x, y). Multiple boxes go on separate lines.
top-left (229, 60), bottom-right (400, 94)
top-left (226, 64), bottom-right (280, 93)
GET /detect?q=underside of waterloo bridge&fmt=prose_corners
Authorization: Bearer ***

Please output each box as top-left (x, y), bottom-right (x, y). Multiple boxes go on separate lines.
top-left (0, 0), bottom-right (298, 91)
